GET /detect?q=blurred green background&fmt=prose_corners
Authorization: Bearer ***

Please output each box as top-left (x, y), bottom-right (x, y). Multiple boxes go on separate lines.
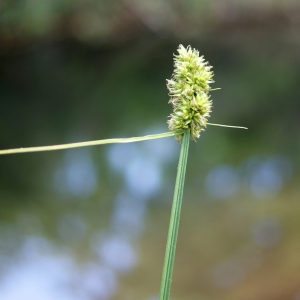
top-left (0, 1), bottom-right (300, 299)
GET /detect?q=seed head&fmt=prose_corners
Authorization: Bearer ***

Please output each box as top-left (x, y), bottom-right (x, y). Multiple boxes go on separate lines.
top-left (167, 45), bottom-right (215, 141)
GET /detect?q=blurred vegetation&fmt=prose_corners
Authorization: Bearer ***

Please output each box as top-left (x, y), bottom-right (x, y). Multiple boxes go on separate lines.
top-left (0, 1), bottom-right (300, 300)
top-left (1, 0), bottom-right (300, 51)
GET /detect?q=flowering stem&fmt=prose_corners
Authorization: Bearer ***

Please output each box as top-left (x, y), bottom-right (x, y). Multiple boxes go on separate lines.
top-left (159, 129), bottom-right (190, 300)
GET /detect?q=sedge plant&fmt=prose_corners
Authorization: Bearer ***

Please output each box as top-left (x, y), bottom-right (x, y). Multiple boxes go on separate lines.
top-left (0, 45), bottom-right (246, 299)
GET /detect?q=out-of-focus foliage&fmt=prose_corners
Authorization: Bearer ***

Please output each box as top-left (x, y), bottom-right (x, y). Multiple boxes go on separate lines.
top-left (1, 0), bottom-right (300, 50)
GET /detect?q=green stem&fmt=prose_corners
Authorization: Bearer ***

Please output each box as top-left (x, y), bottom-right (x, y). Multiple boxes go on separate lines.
top-left (0, 131), bottom-right (182, 155)
top-left (159, 130), bottom-right (190, 300)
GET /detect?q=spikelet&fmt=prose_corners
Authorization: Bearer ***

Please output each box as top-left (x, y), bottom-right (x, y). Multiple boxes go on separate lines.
top-left (167, 45), bottom-right (215, 141)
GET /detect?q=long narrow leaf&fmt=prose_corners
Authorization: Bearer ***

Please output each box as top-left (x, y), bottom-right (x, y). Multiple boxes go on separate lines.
top-left (0, 131), bottom-right (181, 155)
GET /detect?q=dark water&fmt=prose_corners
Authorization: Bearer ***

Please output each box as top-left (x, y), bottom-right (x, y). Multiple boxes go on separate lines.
top-left (0, 38), bottom-right (299, 300)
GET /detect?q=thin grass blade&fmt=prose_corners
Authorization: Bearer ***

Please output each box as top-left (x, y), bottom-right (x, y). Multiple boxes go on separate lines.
top-left (0, 131), bottom-right (181, 155)
top-left (207, 122), bottom-right (248, 129)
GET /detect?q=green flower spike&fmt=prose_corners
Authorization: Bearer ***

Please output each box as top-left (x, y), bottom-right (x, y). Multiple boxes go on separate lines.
top-left (167, 44), bottom-right (214, 141)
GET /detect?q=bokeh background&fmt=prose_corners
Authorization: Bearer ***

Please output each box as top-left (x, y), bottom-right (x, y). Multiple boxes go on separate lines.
top-left (0, 1), bottom-right (300, 299)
